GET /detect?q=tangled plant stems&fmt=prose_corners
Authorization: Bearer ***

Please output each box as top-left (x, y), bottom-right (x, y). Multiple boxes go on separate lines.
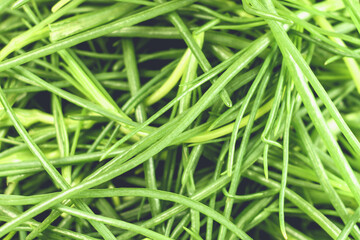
top-left (1, 0), bottom-right (360, 239)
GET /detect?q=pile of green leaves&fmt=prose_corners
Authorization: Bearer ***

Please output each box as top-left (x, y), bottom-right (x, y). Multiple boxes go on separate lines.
top-left (1, 0), bottom-right (360, 239)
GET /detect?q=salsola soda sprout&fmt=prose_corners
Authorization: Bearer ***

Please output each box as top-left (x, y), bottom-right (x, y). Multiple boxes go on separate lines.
top-left (1, 0), bottom-right (360, 239)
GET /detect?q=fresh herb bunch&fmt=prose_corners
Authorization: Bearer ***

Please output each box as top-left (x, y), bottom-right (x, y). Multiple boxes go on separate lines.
top-left (1, 0), bottom-right (360, 239)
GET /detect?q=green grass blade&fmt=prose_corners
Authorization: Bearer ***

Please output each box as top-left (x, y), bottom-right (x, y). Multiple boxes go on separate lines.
top-left (0, 0), bottom-right (195, 72)
top-left (52, 94), bottom-right (71, 184)
top-left (258, 0), bottom-right (360, 206)
top-left (122, 38), bottom-right (162, 218)
top-left (337, 207), bottom-right (360, 240)
top-left (0, 85), bottom-right (117, 240)
top-left (294, 116), bottom-right (360, 239)
top-left (218, 43), bottom-right (274, 240)
top-left (56, 205), bottom-right (172, 240)
top-left (245, 169), bottom-right (341, 238)
top-left (279, 89), bottom-right (295, 239)
top-left (49, 3), bottom-right (137, 41)
top-left (341, 0), bottom-right (360, 35)
top-left (0, 32), bottom-right (270, 238)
